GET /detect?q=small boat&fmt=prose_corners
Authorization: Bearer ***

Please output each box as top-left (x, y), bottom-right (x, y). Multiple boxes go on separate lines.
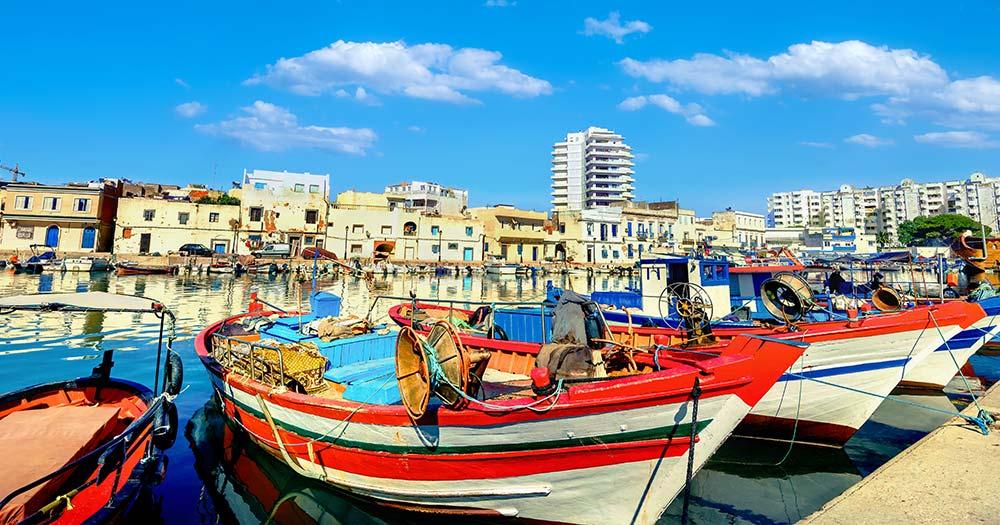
top-left (483, 255), bottom-right (518, 275)
top-left (373, 241), bottom-right (395, 263)
top-left (301, 246), bottom-right (338, 261)
top-left (196, 294), bottom-right (804, 524)
top-left (62, 256), bottom-right (112, 272)
top-left (115, 262), bottom-right (179, 276)
top-left (0, 292), bottom-right (182, 524)
top-left (15, 245), bottom-right (60, 274)
top-left (207, 258), bottom-right (236, 274)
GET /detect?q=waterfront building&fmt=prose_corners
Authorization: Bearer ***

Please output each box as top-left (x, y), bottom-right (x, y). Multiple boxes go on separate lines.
top-left (113, 197), bottom-right (242, 255)
top-left (555, 207), bottom-right (625, 264)
top-left (240, 169), bottom-right (330, 255)
top-left (470, 205), bottom-right (557, 263)
top-left (329, 191), bottom-right (483, 263)
top-left (0, 181), bottom-right (120, 254)
top-left (551, 126), bottom-right (634, 211)
top-left (767, 172), bottom-right (1000, 239)
top-left (764, 226), bottom-right (876, 254)
top-left (384, 181), bottom-right (469, 216)
top-left (710, 209), bottom-right (766, 249)
top-left (620, 201), bottom-right (682, 260)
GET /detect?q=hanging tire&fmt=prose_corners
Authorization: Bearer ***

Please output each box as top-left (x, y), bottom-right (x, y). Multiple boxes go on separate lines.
top-left (152, 401), bottom-right (179, 450)
top-left (164, 350), bottom-right (184, 397)
top-left (488, 325), bottom-right (508, 341)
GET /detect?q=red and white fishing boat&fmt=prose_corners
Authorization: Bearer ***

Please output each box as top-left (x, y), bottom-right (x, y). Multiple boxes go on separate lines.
top-left (0, 292), bottom-right (182, 525)
top-left (196, 297), bottom-right (804, 524)
top-left (390, 299), bottom-right (986, 446)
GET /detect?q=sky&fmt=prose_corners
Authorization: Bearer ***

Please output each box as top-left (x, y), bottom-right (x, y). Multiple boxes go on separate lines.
top-left (3, 1), bottom-right (1000, 215)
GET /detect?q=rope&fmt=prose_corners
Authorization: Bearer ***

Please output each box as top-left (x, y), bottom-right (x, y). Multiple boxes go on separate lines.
top-left (680, 377), bottom-right (701, 525)
top-left (927, 311), bottom-right (994, 428)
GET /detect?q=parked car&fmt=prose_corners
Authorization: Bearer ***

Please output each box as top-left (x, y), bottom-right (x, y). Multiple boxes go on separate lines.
top-left (251, 243), bottom-right (291, 258)
top-left (179, 243), bottom-right (214, 257)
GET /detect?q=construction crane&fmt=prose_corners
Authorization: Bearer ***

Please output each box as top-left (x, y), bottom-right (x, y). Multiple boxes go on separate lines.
top-left (0, 162), bottom-right (26, 182)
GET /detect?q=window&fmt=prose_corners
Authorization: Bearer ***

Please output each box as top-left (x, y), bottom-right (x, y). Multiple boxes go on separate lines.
top-left (294, 183), bottom-right (305, 193)
top-left (304, 235), bottom-right (315, 245)
top-left (305, 210), bottom-right (318, 224)
top-left (14, 196), bottom-right (32, 210)
top-left (253, 182), bottom-right (266, 190)
top-left (249, 207), bottom-right (263, 222)
top-left (248, 234), bottom-right (262, 247)
top-left (611, 224), bottom-right (618, 238)
top-left (431, 226), bottom-right (440, 236)
top-left (612, 250), bottom-right (620, 259)
top-left (309, 184), bottom-right (320, 193)
top-left (381, 225), bottom-right (392, 235)
top-left (485, 243), bottom-right (490, 252)
top-left (352, 224), bottom-right (364, 234)
top-left (350, 244), bottom-right (363, 254)
top-left (431, 245), bottom-right (440, 254)
top-left (209, 212), bottom-right (219, 223)
top-left (74, 198), bottom-right (91, 212)
top-left (143, 209), bottom-right (155, 221)
top-left (403, 221), bottom-right (417, 236)
top-left (178, 212), bottom-right (189, 225)
top-left (447, 242), bottom-right (459, 250)
top-left (465, 226), bottom-right (473, 237)
top-left (42, 197), bottom-right (61, 211)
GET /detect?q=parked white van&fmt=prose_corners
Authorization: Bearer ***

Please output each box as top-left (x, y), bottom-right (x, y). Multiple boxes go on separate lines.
top-left (251, 243), bottom-right (292, 258)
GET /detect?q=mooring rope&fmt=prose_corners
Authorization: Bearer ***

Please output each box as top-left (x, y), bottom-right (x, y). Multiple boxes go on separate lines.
top-left (680, 376), bottom-right (701, 525)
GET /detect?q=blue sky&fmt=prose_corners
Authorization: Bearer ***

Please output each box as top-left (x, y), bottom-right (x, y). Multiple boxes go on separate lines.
top-left (3, 1), bottom-right (1000, 215)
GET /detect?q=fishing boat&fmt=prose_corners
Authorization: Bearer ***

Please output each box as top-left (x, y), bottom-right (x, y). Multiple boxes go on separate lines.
top-left (207, 257), bottom-right (236, 274)
top-left (0, 292), bottom-right (182, 524)
top-left (14, 245), bottom-right (60, 274)
top-left (300, 246), bottom-right (338, 261)
top-left (951, 231), bottom-right (1000, 272)
top-left (196, 294), bottom-right (804, 524)
top-left (389, 290), bottom-right (986, 446)
top-left (62, 256), bottom-right (112, 272)
top-left (483, 255), bottom-right (518, 276)
top-left (115, 262), bottom-right (178, 276)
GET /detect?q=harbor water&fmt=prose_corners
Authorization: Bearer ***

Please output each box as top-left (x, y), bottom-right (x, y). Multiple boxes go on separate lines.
top-left (0, 270), bottom-right (997, 524)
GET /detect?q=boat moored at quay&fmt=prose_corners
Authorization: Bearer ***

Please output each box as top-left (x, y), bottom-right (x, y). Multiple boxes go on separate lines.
top-left (195, 293), bottom-right (804, 524)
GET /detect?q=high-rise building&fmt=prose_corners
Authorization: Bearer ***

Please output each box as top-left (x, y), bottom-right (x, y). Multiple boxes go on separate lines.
top-left (551, 126), bottom-right (634, 211)
top-left (767, 172), bottom-right (1000, 237)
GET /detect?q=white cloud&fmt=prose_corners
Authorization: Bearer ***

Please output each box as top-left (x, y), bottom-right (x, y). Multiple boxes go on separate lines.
top-left (620, 39), bottom-right (1000, 129)
top-left (582, 12), bottom-right (652, 44)
top-left (845, 133), bottom-right (893, 147)
top-left (914, 131), bottom-right (1000, 149)
top-left (175, 78), bottom-right (190, 89)
top-left (618, 94), bottom-right (715, 126)
top-left (407, 125), bottom-right (425, 133)
top-left (245, 40), bottom-right (551, 104)
top-left (484, 0), bottom-right (515, 6)
top-left (799, 141), bottom-right (834, 148)
top-left (174, 101), bottom-right (207, 118)
top-left (195, 101), bottom-right (376, 155)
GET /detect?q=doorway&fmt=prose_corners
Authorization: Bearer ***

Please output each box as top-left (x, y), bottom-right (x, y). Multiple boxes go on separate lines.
top-left (139, 233), bottom-right (151, 254)
top-left (45, 225), bottom-right (60, 248)
top-left (81, 226), bottom-right (96, 250)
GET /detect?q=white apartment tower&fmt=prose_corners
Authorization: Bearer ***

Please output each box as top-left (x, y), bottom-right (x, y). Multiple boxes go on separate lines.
top-left (551, 127), bottom-right (635, 211)
top-left (767, 172), bottom-right (1000, 237)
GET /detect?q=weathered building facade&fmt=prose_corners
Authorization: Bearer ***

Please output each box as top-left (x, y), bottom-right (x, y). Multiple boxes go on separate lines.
top-left (0, 181), bottom-right (119, 254)
top-left (113, 197), bottom-right (242, 255)
top-left (240, 169), bottom-right (329, 256)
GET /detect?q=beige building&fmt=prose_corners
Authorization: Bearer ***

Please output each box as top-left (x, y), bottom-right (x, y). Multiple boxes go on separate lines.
top-left (710, 209), bottom-right (766, 249)
top-left (329, 192), bottom-right (483, 263)
top-left (241, 169), bottom-right (329, 256)
top-left (113, 197), bottom-right (242, 255)
top-left (470, 205), bottom-right (557, 264)
top-left (0, 181), bottom-right (119, 254)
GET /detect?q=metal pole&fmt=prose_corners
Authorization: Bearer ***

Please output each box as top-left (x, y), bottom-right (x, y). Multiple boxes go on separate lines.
top-left (343, 226), bottom-right (349, 259)
top-left (153, 314), bottom-right (165, 396)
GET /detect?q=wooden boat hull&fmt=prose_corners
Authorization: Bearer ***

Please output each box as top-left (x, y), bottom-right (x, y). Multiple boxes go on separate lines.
top-left (115, 265), bottom-right (177, 276)
top-left (196, 314), bottom-right (801, 524)
top-left (951, 234), bottom-right (1000, 272)
top-left (390, 301), bottom-right (985, 446)
top-left (0, 377), bottom-right (167, 525)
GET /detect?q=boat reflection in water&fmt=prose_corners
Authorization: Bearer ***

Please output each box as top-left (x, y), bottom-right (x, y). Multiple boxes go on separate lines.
top-left (663, 437), bottom-right (861, 524)
top-left (187, 398), bottom-right (402, 525)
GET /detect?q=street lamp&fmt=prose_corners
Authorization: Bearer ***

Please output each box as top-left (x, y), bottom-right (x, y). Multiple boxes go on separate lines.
top-left (437, 228), bottom-right (442, 263)
top-left (343, 225), bottom-right (349, 259)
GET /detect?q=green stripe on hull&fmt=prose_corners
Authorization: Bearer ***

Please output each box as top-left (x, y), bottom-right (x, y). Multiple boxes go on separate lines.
top-left (224, 389), bottom-right (713, 455)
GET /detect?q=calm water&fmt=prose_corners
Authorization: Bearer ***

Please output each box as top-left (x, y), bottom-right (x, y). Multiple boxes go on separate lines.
top-left (0, 270), bottom-right (995, 524)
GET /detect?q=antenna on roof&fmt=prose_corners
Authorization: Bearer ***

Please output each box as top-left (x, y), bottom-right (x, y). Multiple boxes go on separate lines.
top-left (0, 162), bottom-right (26, 182)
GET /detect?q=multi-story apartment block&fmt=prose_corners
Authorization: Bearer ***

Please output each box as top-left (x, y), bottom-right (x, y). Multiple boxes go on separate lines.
top-left (384, 181), bottom-right (469, 216)
top-left (767, 172), bottom-right (1000, 240)
top-left (241, 169), bottom-right (330, 255)
top-left (0, 180), bottom-right (120, 253)
top-left (551, 127), bottom-right (634, 211)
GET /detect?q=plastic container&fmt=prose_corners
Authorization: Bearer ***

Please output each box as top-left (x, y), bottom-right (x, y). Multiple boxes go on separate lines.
top-left (310, 291), bottom-right (342, 318)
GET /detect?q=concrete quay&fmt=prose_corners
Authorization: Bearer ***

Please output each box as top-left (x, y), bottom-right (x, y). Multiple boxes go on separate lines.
top-left (801, 382), bottom-right (1000, 524)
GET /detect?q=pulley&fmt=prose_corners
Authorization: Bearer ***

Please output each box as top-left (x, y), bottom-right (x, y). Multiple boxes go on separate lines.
top-left (760, 272), bottom-right (815, 323)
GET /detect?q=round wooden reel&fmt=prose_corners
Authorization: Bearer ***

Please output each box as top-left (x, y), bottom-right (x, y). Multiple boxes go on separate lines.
top-left (395, 327), bottom-right (431, 420)
top-left (426, 321), bottom-right (471, 408)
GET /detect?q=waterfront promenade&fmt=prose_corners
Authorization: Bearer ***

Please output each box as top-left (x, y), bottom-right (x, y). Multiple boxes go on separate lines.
top-left (801, 382), bottom-right (1000, 524)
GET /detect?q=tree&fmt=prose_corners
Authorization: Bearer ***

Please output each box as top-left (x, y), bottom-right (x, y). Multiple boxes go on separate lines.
top-left (196, 194), bottom-right (241, 206)
top-left (875, 231), bottom-right (893, 250)
top-left (897, 214), bottom-right (991, 246)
